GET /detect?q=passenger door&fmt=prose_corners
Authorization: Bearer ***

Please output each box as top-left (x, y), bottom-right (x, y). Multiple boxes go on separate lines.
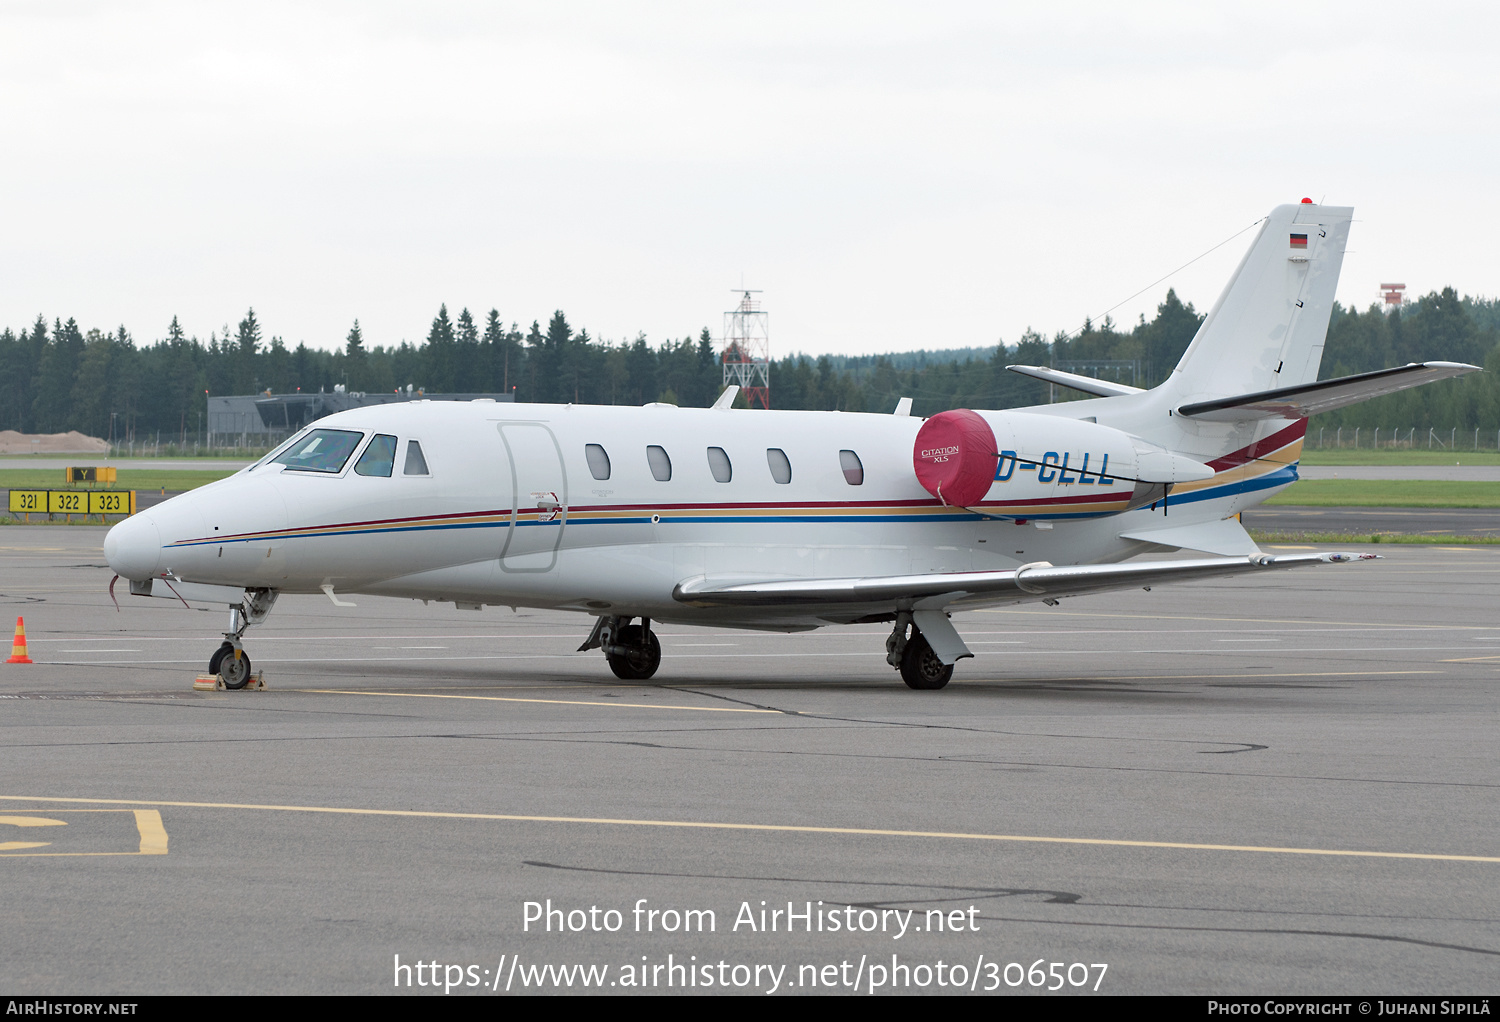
top-left (498, 422), bottom-right (568, 572)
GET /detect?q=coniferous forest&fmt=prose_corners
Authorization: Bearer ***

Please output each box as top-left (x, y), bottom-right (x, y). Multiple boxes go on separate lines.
top-left (2, 289), bottom-right (1497, 447)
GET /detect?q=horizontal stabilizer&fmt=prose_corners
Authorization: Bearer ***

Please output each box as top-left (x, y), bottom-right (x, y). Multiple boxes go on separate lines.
top-left (1007, 364), bottom-right (1144, 398)
top-left (1119, 517), bottom-right (1260, 556)
top-left (674, 552), bottom-right (1373, 611)
top-left (1177, 362), bottom-right (1480, 421)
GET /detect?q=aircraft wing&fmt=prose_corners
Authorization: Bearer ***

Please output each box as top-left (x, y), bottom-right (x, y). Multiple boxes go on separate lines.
top-left (673, 551), bottom-right (1375, 611)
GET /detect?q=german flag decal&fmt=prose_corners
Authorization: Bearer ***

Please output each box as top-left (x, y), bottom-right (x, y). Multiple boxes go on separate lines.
top-left (1290, 233), bottom-right (1309, 248)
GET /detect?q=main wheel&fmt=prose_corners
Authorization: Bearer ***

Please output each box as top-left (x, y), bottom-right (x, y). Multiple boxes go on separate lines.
top-left (209, 642), bottom-right (253, 690)
top-left (899, 632), bottom-right (953, 690)
top-left (605, 625), bottom-right (661, 681)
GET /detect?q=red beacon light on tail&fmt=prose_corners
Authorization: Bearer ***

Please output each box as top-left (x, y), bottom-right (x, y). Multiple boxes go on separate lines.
top-left (913, 409), bottom-right (999, 507)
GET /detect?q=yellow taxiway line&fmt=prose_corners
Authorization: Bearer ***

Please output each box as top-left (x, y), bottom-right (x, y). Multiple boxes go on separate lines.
top-left (298, 689), bottom-right (780, 713)
top-left (0, 809), bottom-right (167, 857)
top-left (1, 796), bottom-right (1493, 864)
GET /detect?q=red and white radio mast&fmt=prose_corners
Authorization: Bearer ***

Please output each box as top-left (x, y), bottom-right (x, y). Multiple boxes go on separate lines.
top-left (1380, 282), bottom-right (1406, 313)
top-left (721, 290), bottom-right (770, 409)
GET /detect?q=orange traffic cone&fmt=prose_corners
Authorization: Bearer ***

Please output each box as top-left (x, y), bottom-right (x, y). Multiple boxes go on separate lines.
top-left (7, 617), bottom-right (33, 664)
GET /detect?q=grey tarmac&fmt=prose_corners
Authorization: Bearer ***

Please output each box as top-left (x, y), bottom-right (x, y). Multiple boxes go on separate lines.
top-left (1, 526), bottom-right (1497, 995)
top-left (1243, 505), bottom-right (1500, 538)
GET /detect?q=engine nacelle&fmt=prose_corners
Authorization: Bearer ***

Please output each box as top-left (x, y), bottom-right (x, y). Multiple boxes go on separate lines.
top-left (913, 409), bottom-right (1213, 518)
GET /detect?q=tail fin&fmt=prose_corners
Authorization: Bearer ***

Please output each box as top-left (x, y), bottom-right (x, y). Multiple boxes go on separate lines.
top-left (1164, 202), bottom-right (1352, 404)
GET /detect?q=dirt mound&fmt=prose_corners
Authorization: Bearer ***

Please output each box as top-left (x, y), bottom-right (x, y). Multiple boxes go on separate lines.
top-left (0, 430), bottom-right (110, 454)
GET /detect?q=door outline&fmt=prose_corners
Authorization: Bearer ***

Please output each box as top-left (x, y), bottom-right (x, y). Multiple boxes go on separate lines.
top-left (497, 422), bottom-right (568, 573)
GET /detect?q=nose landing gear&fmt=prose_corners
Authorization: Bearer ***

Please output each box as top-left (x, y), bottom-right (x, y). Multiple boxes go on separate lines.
top-left (208, 589), bottom-right (278, 690)
top-left (579, 615), bottom-right (662, 681)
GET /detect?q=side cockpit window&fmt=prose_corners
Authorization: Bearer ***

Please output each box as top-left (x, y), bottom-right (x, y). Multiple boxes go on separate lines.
top-left (271, 429), bottom-right (364, 474)
top-left (585, 444), bottom-right (611, 480)
top-left (355, 434), bottom-right (397, 477)
top-left (403, 440), bottom-right (430, 476)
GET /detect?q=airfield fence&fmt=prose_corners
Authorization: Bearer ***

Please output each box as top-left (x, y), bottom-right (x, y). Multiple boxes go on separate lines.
top-left (104, 440), bottom-right (277, 459)
top-left (1310, 427), bottom-right (1500, 451)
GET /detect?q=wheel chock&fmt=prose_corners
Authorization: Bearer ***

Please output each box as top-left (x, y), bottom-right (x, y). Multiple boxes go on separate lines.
top-left (193, 671), bottom-right (265, 692)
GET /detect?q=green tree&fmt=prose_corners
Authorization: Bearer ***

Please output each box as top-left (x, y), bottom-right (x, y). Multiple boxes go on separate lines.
top-left (344, 321), bottom-right (367, 390)
top-left (71, 328), bottom-right (115, 438)
top-left (234, 309), bottom-right (262, 394)
top-left (425, 305), bottom-right (456, 393)
top-left (455, 308), bottom-right (480, 391)
top-left (32, 318), bottom-right (85, 431)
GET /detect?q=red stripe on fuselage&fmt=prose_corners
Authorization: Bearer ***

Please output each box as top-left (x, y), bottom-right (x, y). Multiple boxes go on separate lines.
top-left (1204, 420), bottom-right (1307, 472)
top-left (168, 488), bottom-right (1139, 547)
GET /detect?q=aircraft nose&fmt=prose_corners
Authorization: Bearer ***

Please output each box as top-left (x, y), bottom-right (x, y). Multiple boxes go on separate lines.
top-left (103, 511), bottom-right (162, 580)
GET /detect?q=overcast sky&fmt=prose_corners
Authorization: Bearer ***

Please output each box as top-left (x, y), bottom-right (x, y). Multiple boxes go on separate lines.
top-left (3, 1), bottom-right (1497, 357)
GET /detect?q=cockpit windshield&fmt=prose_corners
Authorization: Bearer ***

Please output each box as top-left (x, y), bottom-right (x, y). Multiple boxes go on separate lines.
top-left (248, 428), bottom-right (311, 472)
top-left (269, 429), bottom-right (364, 474)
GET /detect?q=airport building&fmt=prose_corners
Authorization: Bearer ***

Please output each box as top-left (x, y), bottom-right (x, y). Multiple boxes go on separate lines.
top-left (207, 388), bottom-right (514, 445)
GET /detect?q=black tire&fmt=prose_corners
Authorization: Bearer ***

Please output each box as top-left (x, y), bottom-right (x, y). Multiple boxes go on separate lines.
top-left (605, 625), bottom-right (661, 681)
top-left (899, 632), bottom-right (953, 690)
top-left (209, 643), bottom-right (253, 690)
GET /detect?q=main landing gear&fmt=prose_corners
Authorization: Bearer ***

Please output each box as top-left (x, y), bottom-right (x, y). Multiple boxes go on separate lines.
top-left (209, 589), bottom-right (278, 690)
top-left (886, 611), bottom-right (956, 690)
top-left (579, 616), bottom-right (662, 681)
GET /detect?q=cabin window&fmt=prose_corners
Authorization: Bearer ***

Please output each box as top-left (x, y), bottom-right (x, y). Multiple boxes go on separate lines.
top-left (707, 447), bottom-right (732, 483)
top-left (403, 440), bottom-right (430, 476)
top-left (839, 449), bottom-right (864, 485)
top-left (270, 429), bottom-right (363, 474)
top-left (766, 448), bottom-right (792, 484)
top-left (354, 434), bottom-right (397, 477)
top-left (647, 445), bottom-right (672, 481)
top-left (585, 444), bottom-right (611, 480)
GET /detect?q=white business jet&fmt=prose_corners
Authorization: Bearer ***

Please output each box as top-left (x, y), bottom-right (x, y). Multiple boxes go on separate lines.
top-left (104, 201), bottom-right (1477, 690)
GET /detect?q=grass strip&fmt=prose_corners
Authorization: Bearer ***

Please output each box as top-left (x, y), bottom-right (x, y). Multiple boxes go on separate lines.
top-left (1249, 530), bottom-right (1500, 546)
top-left (1263, 479), bottom-right (1500, 507)
top-left (1300, 449), bottom-right (1500, 466)
top-left (0, 469), bottom-right (233, 491)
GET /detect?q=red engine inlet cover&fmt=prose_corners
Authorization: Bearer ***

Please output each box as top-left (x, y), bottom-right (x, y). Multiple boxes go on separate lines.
top-left (913, 409), bottom-right (999, 507)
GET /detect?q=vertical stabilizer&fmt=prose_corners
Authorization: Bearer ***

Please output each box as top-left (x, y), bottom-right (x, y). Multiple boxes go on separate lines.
top-left (1165, 202), bottom-right (1352, 405)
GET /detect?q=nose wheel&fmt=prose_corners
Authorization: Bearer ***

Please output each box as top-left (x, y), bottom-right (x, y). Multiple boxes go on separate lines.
top-left (208, 642), bottom-right (254, 690)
